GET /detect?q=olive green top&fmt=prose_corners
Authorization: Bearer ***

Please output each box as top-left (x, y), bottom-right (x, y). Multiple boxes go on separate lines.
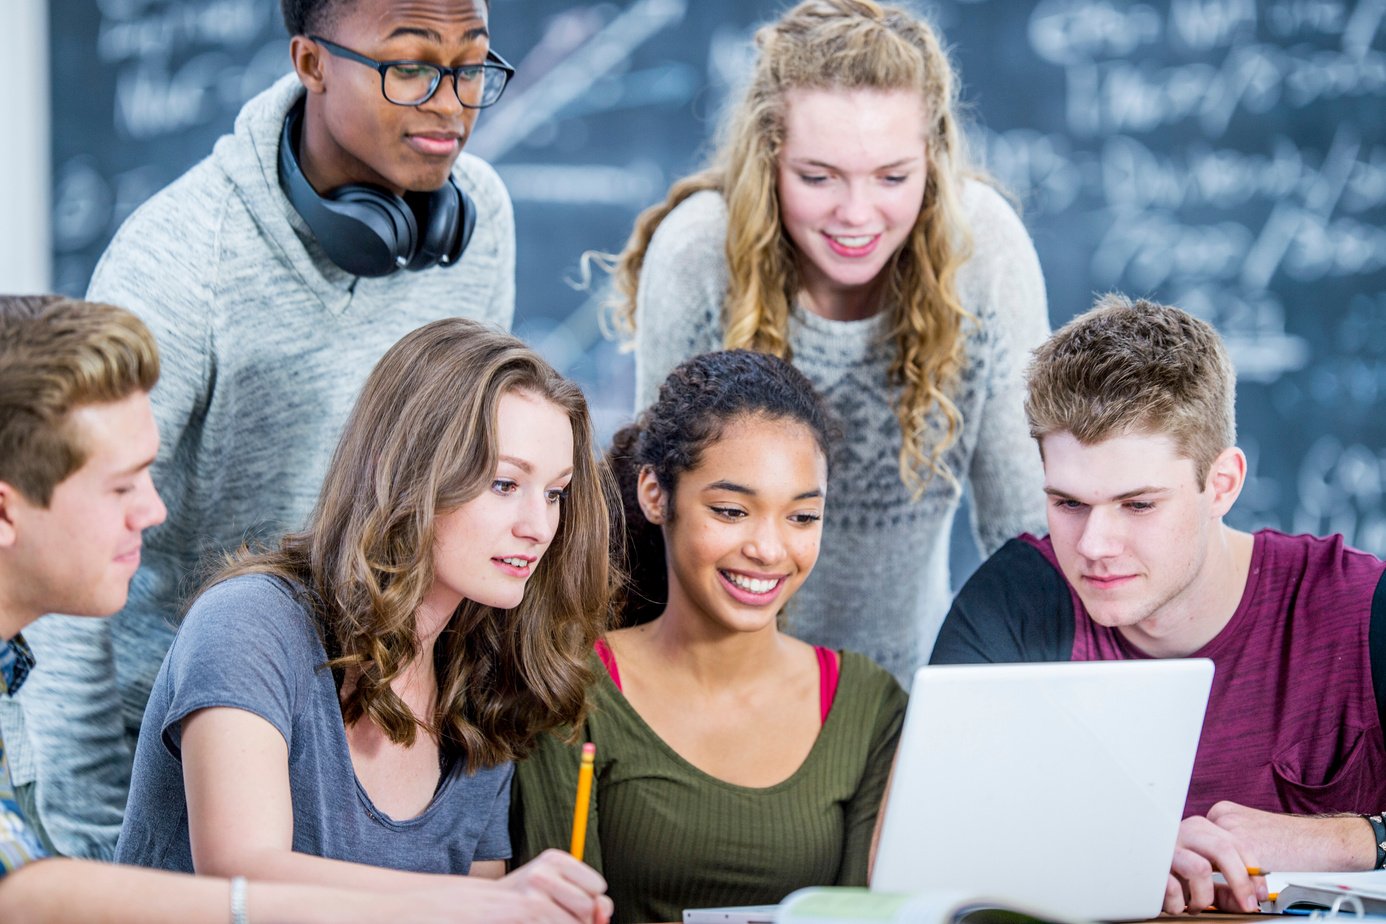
top-left (511, 650), bottom-right (906, 924)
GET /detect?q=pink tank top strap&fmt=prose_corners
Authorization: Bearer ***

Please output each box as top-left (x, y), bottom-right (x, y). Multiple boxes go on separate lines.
top-left (593, 638), bottom-right (622, 691)
top-left (816, 645), bottom-right (840, 724)
top-left (598, 639), bottom-right (836, 718)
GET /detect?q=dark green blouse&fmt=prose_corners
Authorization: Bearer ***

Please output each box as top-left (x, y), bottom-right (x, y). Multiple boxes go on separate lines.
top-left (511, 650), bottom-right (906, 924)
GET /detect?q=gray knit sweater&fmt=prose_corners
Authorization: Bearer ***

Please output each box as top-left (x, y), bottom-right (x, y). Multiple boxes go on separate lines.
top-left (6, 73), bottom-right (515, 859)
top-left (634, 184), bottom-right (1048, 682)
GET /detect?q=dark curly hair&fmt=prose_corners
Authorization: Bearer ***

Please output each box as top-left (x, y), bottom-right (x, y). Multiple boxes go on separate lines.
top-left (610, 350), bottom-right (837, 625)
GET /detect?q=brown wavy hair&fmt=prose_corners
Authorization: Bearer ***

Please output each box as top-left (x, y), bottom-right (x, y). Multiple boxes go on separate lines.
top-left (209, 319), bottom-right (614, 767)
top-left (609, 0), bottom-right (983, 495)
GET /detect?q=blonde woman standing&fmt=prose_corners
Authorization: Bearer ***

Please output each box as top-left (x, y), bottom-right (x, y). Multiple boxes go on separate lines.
top-left (612, 0), bottom-right (1050, 676)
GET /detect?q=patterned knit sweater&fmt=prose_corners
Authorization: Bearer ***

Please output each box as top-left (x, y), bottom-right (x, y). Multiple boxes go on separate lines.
top-left (633, 183), bottom-right (1050, 680)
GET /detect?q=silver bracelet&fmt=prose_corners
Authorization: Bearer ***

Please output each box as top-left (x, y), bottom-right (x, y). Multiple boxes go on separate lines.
top-left (229, 875), bottom-right (249, 924)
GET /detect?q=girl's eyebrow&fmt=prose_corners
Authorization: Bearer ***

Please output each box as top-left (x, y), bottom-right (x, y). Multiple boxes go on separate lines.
top-left (785, 156), bottom-right (922, 171)
top-left (498, 455), bottom-right (573, 480)
top-left (703, 480), bottom-right (824, 501)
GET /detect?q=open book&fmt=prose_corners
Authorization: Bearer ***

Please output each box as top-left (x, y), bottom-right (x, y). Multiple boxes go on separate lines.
top-left (771, 887), bottom-right (1091, 924)
top-left (1263, 870), bottom-right (1386, 915)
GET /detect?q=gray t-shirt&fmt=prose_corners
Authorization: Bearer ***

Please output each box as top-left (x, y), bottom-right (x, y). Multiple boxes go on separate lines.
top-left (116, 574), bottom-right (511, 873)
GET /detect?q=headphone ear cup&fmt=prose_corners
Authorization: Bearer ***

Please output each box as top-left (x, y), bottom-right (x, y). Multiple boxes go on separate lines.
top-left (404, 183), bottom-right (456, 272)
top-left (330, 186), bottom-right (419, 274)
top-left (404, 177), bottom-right (474, 271)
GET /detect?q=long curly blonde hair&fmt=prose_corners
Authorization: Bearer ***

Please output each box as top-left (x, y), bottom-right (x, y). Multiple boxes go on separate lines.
top-left (611, 0), bottom-right (980, 493)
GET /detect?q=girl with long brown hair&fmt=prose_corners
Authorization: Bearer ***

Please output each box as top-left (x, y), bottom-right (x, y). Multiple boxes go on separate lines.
top-left (611, 0), bottom-right (1050, 678)
top-left (117, 319), bottom-right (613, 923)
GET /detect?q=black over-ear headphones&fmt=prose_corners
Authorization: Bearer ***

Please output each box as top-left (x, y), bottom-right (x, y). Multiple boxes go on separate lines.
top-left (278, 100), bottom-right (476, 278)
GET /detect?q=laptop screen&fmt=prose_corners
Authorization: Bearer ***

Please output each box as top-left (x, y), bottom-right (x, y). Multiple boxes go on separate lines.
top-left (871, 659), bottom-right (1213, 921)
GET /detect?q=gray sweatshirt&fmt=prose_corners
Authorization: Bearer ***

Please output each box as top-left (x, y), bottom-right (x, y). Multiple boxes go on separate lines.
top-left (6, 73), bottom-right (515, 859)
top-left (634, 183), bottom-right (1049, 682)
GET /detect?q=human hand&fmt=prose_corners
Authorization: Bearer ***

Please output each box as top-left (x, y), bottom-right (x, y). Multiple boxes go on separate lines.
top-left (1165, 814), bottom-right (1268, 914)
top-left (501, 849), bottom-right (613, 924)
top-left (355, 876), bottom-right (595, 924)
top-left (1207, 801), bottom-right (1377, 872)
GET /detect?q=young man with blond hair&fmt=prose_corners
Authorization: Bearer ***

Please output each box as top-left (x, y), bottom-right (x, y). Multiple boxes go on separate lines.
top-left (932, 294), bottom-right (1386, 915)
top-left (0, 296), bottom-right (608, 923)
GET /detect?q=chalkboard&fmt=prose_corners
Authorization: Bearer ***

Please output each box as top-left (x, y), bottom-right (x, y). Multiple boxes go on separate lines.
top-left (50, 0), bottom-right (1386, 564)
top-left (961, 0), bottom-right (1386, 560)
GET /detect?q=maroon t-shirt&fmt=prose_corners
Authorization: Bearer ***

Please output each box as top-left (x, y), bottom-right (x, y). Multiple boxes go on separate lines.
top-left (933, 529), bottom-right (1386, 818)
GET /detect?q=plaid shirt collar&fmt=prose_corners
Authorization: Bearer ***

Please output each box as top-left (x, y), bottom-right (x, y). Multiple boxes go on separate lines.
top-left (0, 635), bottom-right (34, 697)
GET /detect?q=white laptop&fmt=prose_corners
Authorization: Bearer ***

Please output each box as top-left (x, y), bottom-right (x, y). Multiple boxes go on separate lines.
top-left (871, 659), bottom-right (1214, 921)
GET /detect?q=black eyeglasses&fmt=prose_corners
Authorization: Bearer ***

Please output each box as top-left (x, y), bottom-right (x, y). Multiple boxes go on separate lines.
top-left (311, 35), bottom-right (514, 109)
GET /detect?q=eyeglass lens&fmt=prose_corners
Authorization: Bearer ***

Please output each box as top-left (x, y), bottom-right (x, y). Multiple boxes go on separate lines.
top-left (383, 63), bottom-right (507, 107)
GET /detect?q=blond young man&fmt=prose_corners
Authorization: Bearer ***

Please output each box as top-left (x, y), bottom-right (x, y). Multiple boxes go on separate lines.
top-left (0, 296), bottom-right (603, 924)
top-left (932, 295), bottom-right (1386, 914)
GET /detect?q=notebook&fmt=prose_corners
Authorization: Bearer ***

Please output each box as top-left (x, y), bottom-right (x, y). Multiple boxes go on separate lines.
top-left (871, 659), bottom-right (1214, 921)
top-left (1262, 870), bottom-right (1386, 914)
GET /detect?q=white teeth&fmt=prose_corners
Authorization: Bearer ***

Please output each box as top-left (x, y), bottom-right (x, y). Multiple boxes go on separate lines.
top-left (724, 571), bottom-right (778, 594)
top-left (832, 234), bottom-right (874, 247)
top-left (501, 557), bottom-right (529, 568)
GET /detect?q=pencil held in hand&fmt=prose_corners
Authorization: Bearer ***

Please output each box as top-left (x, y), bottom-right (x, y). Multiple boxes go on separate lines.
top-left (570, 742), bottom-right (596, 860)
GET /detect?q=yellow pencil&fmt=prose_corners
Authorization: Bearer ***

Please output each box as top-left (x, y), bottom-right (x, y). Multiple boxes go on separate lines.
top-left (569, 742), bottom-right (596, 860)
top-left (1246, 867), bottom-right (1272, 877)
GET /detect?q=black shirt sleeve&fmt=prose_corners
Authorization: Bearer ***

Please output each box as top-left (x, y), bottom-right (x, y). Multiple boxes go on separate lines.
top-left (1370, 570), bottom-right (1386, 750)
top-left (930, 538), bottom-right (1075, 664)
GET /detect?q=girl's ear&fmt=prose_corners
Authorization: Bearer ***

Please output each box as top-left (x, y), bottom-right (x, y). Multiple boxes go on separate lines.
top-left (636, 467), bottom-right (668, 525)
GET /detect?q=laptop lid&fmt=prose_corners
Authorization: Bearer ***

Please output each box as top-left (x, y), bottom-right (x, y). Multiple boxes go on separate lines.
top-left (871, 659), bottom-right (1214, 921)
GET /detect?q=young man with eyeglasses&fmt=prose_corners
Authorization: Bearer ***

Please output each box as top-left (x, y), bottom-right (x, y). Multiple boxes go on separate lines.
top-left (10, 0), bottom-right (518, 862)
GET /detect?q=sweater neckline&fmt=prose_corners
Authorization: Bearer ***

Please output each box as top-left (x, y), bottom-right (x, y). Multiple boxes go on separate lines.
top-left (791, 302), bottom-right (891, 340)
